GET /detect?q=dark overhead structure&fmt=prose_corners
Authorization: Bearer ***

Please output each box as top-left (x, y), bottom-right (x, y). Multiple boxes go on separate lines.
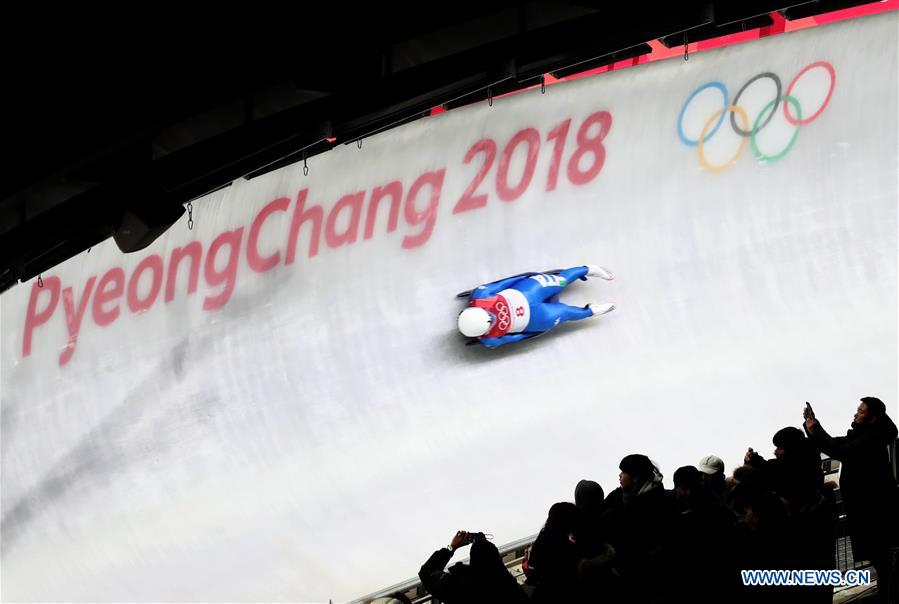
top-left (0, 0), bottom-right (884, 294)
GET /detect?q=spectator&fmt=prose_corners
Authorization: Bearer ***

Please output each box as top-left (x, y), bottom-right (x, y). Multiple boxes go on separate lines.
top-left (667, 466), bottom-right (738, 602)
top-left (419, 531), bottom-right (527, 603)
top-left (577, 541), bottom-right (622, 602)
top-left (572, 480), bottom-right (622, 600)
top-left (732, 486), bottom-right (793, 604)
top-left (745, 426), bottom-right (823, 501)
top-left (575, 479), bottom-right (605, 514)
top-left (419, 531), bottom-right (475, 602)
top-left (469, 538), bottom-right (529, 603)
top-left (673, 466), bottom-right (736, 529)
top-left (601, 454), bottom-right (675, 603)
top-left (745, 427), bottom-right (834, 604)
top-left (574, 479), bottom-right (606, 557)
top-left (774, 426), bottom-right (825, 495)
top-left (804, 397), bottom-right (898, 602)
top-left (698, 454), bottom-right (727, 500)
top-left (732, 463), bottom-right (764, 488)
top-left (781, 477), bottom-right (835, 604)
top-left (525, 502), bottom-right (583, 602)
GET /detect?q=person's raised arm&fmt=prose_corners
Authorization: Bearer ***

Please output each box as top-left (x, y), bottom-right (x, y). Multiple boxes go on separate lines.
top-left (419, 531), bottom-right (468, 597)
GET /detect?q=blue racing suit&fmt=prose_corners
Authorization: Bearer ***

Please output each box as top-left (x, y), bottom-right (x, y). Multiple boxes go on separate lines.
top-left (468, 266), bottom-right (594, 348)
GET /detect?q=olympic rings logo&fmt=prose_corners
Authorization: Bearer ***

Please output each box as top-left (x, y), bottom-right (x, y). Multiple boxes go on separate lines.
top-left (676, 61), bottom-right (836, 172)
top-left (495, 302), bottom-right (510, 330)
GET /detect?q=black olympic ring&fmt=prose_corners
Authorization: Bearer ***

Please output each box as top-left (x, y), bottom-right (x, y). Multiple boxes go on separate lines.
top-left (729, 72), bottom-right (782, 137)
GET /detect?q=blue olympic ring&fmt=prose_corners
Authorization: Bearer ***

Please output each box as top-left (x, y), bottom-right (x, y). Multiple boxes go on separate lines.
top-left (676, 81), bottom-right (728, 147)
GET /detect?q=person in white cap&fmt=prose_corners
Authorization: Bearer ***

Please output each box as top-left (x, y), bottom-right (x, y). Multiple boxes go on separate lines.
top-left (697, 454), bottom-right (727, 499)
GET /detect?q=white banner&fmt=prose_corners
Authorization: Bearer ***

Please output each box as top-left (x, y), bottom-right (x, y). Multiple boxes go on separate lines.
top-left (1, 13), bottom-right (896, 602)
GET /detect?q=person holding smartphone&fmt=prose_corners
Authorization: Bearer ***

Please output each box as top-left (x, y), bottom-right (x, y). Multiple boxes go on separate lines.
top-left (803, 397), bottom-right (898, 602)
top-left (418, 531), bottom-right (527, 603)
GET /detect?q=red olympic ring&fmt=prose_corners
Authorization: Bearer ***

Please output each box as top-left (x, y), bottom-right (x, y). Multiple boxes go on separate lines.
top-left (496, 302), bottom-right (510, 329)
top-left (783, 61), bottom-right (836, 126)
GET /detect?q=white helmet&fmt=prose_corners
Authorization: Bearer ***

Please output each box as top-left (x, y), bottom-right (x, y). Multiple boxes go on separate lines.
top-left (458, 307), bottom-right (493, 337)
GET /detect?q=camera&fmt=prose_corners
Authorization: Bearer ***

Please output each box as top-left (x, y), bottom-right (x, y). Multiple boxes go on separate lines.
top-left (463, 532), bottom-right (487, 545)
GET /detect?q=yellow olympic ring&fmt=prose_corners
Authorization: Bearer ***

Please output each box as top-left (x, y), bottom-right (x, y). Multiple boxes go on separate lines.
top-left (697, 105), bottom-right (749, 173)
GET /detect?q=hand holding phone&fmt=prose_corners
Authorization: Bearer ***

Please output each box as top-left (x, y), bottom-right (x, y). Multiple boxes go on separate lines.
top-left (804, 402), bottom-right (818, 432)
top-left (744, 447), bottom-right (755, 464)
top-left (450, 531), bottom-right (468, 551)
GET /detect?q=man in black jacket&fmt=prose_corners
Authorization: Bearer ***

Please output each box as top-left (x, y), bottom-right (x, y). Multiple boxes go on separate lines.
top-left (600, 454), bottom-right (676, 603)
top-left (804, 397), bottom-right (898, 601)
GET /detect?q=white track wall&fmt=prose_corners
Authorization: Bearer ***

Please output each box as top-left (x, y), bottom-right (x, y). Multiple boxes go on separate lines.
top-left (1, 13), bottom-right (896, 603)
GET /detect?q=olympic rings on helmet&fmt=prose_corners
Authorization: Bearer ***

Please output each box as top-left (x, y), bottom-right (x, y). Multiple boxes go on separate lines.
top-left (677, 61), bottom-right (835, 172)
